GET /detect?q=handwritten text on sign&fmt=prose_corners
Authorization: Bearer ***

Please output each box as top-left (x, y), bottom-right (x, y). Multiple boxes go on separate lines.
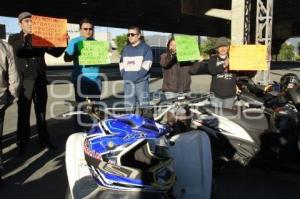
top-left (174, 35), bottom-right (200, 62)
top-left (229, 45), bottom-right (267, 71)
top-left (32, 15), bottom-right (67, 47)
top-left (78, 41), bottom-right (110, 66)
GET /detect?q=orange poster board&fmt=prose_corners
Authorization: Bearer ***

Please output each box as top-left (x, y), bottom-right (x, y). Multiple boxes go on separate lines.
top-left (32, 15), bottom-right (67, 47)
top-left (229, 45), bottom-right (267, 71)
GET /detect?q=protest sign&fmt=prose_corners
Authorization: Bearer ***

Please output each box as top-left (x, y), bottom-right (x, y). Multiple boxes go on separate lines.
top-left (32, 15), bottom-right (67, 47)
top-left (174, 35), bottom-right (200, 62)
top-left (229, 45), bottom-right (267, 70)
top-left (78, 40), bottom-right (110, 66)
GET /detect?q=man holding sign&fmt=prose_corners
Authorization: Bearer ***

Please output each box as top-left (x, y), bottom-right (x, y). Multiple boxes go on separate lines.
top-left (64, 18), bottom-right (103, 131)
top-left (8, 12), bottom-right (66, 154)
top-left (208, 37), bottom-right (237, 109)
top-left (64, 18), bottom-right (102, 103)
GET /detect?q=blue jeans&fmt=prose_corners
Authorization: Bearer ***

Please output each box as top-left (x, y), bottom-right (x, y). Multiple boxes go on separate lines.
top-left (124, 80), bottom-right (149, 108)
top-left (210, 96), bottom-right (235, 109)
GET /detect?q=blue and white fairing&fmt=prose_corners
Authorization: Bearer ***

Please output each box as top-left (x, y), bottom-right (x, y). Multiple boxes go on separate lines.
top-left (83, 114), bottom-right (175, 192)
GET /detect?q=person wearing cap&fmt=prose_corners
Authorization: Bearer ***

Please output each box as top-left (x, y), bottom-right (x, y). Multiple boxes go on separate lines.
top-left (208, 37), bottom-right (237, 109)
top-left (0, 39), bottom-right (19, 185)
top-left (8, 12), bottom-right (66, 155)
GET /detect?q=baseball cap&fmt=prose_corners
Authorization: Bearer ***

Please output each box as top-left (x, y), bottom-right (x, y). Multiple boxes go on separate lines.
top-left (215, 37), bottom-right (230, 49)
top-left (18, 12), bottom-right (32, 22)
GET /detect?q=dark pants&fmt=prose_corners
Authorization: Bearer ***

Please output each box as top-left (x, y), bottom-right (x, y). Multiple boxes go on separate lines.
top-left (0, 108), bottom-right (6, 170)
top-left (73, 79), bottom-right (101, 132)
top-left (17, 79), bottom-right (49, 148)
top-left (74, 79), bottom-right (101, 102)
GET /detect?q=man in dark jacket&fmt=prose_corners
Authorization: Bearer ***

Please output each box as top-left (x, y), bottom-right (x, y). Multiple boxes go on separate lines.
top-left (208, 37), bottom-right (237, 109)
top-left (8, 12), bottom-right (66, 155)
top-left (0, 39), bottom-right (19, 184)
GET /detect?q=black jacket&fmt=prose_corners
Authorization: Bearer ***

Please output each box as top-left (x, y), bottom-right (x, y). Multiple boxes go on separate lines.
top-left (8, 32), bottom-right (65, 83)
top-left (208, 55), bottom-right (237, 98)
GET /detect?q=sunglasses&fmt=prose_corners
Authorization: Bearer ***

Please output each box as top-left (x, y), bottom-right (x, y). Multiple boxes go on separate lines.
top-left (127, 33), bottom-right (137, 37)
top-left (82, 28), bottom-right (93, 31)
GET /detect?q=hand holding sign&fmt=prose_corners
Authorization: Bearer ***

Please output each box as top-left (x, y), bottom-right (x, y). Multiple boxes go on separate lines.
top-left (223, 58), bottom-right (229, 68)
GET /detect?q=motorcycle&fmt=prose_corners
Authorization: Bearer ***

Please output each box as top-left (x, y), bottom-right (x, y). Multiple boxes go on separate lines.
top-left (194, 74), bottom-right (300, 170)
top-left (64, 96), bottom-right (213, 199)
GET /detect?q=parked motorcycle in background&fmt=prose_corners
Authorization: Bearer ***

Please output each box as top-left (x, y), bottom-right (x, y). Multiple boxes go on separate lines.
top-left (221, 73), bottom-right (300, 168)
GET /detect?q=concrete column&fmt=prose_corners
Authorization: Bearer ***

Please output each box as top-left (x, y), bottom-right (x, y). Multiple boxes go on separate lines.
top-left (231, 0), bottom-right (246, 44)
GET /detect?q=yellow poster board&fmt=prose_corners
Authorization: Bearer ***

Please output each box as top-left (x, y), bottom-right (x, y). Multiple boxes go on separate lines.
top-left (32, 15), bottom-right (67, 47)
top-left (229, 45), bottom-right (267, 70)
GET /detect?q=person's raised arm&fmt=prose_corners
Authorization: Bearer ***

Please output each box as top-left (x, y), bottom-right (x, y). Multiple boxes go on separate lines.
top-left (48, 33), bottom-right (69, 57)
top-left (189, 55), bottom-right (205, 74)
top-left (64, 38), bottom-right (78, 62)
top-left (160, 52), bottom-right (177, 69)
top-left (208, 56), bottom-right (226, 75)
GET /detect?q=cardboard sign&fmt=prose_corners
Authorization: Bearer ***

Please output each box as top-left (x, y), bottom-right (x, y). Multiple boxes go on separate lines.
top-left (78, 40), bottom-right (110, 66)
top-left (229, 45), bottom-right (267, 70)
top-left (174, 35), bottom-right (200, 62)
top-left (32, 15), bottom-right (67, 47)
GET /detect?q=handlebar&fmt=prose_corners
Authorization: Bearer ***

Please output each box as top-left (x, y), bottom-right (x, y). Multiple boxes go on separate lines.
top-left (62, 93), bottom-right (212, 122)
top-left (62, 111), bottom-right (88, 118)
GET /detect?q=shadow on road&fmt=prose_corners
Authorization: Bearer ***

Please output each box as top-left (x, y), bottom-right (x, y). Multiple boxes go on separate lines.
top-left (0, 117), bottom-right (74, 199)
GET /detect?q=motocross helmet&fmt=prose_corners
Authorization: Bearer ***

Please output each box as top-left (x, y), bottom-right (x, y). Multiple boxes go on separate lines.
top-left (280, 73), bottom-right (299, 91)
top-left (83, 114), bottom-right (175, 192)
